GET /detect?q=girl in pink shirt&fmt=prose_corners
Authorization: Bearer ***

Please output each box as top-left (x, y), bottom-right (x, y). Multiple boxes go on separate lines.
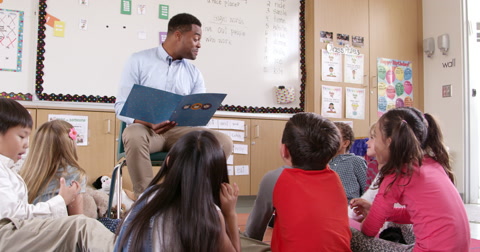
top-left (350, 107), bottom-right (470, 252)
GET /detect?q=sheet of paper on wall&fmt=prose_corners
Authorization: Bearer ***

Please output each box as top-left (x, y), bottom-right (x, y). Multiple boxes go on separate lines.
top-left (159, 31), bottom-right (167, 44)
top-left (219, 130), bottom-right (245, 142)
top-left (321, 85), bottom-right (343, 119)
top-left (45, 13), bottom-right (60, 28)
top-left (345, 87), bottom-right (366, 120)
top-left (321, 49), bottom-right (343, 82)
top-left (229, 120), bottom-right (245, 130)
top-left (233, 144), bottom-right (248, 155)
top-left (138, 31), bottom-right (147, 40)
top-left (235, 165), bottom-right (249, 176)
top-left (137, 5), bottom-right (146, 15)
top-left (376, 58), bottom-right (413, 117)
top-left (344, 54), bottom-right (364, 84)
top-left (79, 19), bottom-right (87, 31)
top-left (227, 155), bottom-right (234, 165)
top-left (206, 119), bottom-right (219, 129)
top-left (48, 114), bottom-right (89, 146)
top-left (227, 166), bottom-right (234, 176)
top-left (218, 119), bottom-right (245, 130)
top-left (53, 21), bottom-right (66, 37)
top-left (218, 120), bottom-right (230, 129)
top-left (121, 0), bottom-right (132, 15)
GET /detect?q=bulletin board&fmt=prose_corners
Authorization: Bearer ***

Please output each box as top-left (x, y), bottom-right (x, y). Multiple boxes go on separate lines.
top-left (35, 0), bottom-right (305, 113)
top-left (0, 1), bottom-right (37, 101)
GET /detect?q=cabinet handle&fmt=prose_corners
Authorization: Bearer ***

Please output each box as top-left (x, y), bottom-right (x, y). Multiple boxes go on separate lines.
top-left (254, 125), bottom-right (260, 138)
top-left (244, 125), bottom-right (248, 138)
top-left (106, 119), bottom-right (111, 134)
top-left (370, 76), bottom-right (377, 88)
top-left (362, 75), bottom-right (368, 88)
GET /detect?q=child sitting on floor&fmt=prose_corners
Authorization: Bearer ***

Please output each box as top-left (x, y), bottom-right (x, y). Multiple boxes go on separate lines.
top-left (350, 107), bottom-right (470, 251)
top-left (329, 122), bottom-right (368, 202)
top-left (115, 131), bottom-right (240, 251)
top-left (20, 120), bottom-right (87, 215)
top-left (245, 112), bottom-right (351, 251)
top-left (0, 98), bottom-right (114, 251)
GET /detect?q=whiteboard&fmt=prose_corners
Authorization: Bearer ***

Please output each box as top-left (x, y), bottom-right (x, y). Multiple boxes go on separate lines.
top-left (36, 0), bottom-right (303, 111)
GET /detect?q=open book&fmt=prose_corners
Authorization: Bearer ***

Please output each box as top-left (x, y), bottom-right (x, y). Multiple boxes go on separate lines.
top-left (120, 84), bottom-right (227, 126)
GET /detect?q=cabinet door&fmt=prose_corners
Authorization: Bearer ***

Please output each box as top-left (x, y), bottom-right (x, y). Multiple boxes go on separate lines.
top-left (369, 0), bottom-right (423, 123)
top-left (26, 109), bottom-right (37, 146)
top-left (36, 109), bottom-right (116, 186)
top-left (212, 117), bottom-right (251, 196)
top-left (27, 109), bottom-right (37, 130)
top-left (250, 119), bottom-right (287, 195)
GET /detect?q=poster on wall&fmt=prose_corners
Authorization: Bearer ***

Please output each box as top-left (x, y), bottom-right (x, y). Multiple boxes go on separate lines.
top-left (321, 85), bottom-right (343, 119)
top-left (377, 58), bottom-right (413, 117)
top-left (321, 49), bottom-right (342, 82)
top-left (48, 114), bottom-right (89, 146)
top-left (345, 87), bottom-right (366, 120)
top-left (344, 54), bottom-right (364, 84)
top-left (0, 9), bottom-right (24, 72)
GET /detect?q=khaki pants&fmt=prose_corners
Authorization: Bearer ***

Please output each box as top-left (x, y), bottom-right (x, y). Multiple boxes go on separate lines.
top-left (0, 215), bottom-right (114, 252)
top-left (240, 233), bottom-right (271, 252)
top-left (123, 124), bottom-right (233, 196)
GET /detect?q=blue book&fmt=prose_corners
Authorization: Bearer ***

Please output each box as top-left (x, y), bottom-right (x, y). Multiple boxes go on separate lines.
top-left (120, 84), bottom-right (227, 126)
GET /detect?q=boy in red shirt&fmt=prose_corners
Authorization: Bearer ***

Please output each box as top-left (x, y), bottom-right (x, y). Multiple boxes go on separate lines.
top-left (270, 113), bottom-right (352, 251)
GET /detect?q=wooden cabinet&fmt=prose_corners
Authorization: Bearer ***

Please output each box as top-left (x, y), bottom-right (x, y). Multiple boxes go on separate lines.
top-left (36, 109), bottom-right (117, 186)
top-left (250, 119), bottom-right (287, 195)
top-left (212, 117), bottom-right (288, 196)
top-left (23, 105), bottom-right (288, 196)
top-left (305, 0), bottom-right (423, 137)
top-left (213, 117), bottom-right (252, 196)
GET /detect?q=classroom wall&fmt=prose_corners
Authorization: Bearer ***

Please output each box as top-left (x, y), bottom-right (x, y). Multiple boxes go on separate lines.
top-left (422, 0), bottom-right (467, 196)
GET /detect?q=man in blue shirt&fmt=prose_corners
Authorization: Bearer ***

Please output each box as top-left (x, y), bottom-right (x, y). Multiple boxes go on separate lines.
top-left (115, 13), bottom-right (233, 197)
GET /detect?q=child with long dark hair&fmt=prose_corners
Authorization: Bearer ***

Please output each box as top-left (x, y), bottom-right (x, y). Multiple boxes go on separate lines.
top-left (114, 130), bottom-right (240, 252)
top-left (350, 107), bottom-right (469, 251)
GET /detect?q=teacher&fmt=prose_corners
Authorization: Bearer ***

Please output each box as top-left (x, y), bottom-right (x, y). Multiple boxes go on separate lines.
top-left (115, 13), bottom-right (233, 197)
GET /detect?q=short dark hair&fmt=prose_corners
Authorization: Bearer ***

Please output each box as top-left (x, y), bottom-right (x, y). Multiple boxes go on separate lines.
top-left (0, 98), bottom-right (32, 134)
top-left (168, 13), bottom-right (202, 34)
top-left (282, 112), bottom-right (340, 170)
top-left (334, 122), bottom-right (355, 151)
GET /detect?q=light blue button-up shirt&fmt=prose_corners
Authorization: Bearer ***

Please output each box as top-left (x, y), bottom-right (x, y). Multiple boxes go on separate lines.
top-left (115, 45), bottom-right (206, 124)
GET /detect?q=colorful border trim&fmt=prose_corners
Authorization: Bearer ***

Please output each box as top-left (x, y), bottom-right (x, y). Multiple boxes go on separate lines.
top-left (35, 0), bottom-right (305, 111)
top-left (0, 92), bottom-right (32, 101)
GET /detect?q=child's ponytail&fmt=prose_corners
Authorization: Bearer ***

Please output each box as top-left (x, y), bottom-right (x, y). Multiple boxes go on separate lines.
top-left (377, 116), bottom-right (423, 191)
top-left (423, 113), bottom-right (454, 183)
top-left (376, 109), bottom-right (426, 191)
